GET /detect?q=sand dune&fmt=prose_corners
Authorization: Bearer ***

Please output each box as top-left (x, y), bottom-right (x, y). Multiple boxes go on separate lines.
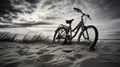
top-left (0, 42), bottom-right (120, 67)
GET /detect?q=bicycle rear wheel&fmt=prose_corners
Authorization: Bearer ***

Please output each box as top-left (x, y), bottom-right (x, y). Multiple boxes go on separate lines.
top-left (53, 27), bottom-right (67, 44)
top-left (78, 25), bottom-right (98, 49)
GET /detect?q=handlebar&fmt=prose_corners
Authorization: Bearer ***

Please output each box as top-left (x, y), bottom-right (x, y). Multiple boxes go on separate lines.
top-left (73, 7), bottom-right (91, 20)
top-left (73, 7), bottom-right (84, 14)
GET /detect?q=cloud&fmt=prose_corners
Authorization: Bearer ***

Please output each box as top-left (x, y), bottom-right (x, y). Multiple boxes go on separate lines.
top-left (86, 0), bottom-right (120, 19)
top-left (25, 0), bottom-right (39, 3)
top-left (1, 0), bottom-right (120, 23)
top-left (0, 0), bottom-right (120, 39)
top-left (45, 16), bottom-right (60, 20)
top-left (0, 0), bottom-right (39, 23)
top-left (0, 21), bottom-right (52, 28)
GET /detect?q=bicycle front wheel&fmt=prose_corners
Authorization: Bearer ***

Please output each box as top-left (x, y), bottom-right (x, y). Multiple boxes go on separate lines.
top-left (78, 25), bottom-right (98, 49)
top-left (53, 27), bottom-right (67, 44)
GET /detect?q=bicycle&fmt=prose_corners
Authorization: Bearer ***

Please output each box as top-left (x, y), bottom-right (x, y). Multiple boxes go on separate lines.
top-left (53, 7), bottom-right (98, 49)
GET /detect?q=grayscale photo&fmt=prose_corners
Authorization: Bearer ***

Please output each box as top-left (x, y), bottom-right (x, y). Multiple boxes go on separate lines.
top-left (0, 0), bottom-right (120, 67)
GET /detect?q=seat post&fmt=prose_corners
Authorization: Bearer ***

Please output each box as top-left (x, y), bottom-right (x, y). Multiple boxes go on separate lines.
top-left (69, 23), bottom-right (72, 42)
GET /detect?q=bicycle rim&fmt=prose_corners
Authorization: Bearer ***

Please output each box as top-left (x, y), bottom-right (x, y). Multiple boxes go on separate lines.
top-left (53, 27), bottom-right (67, 44)
top-left (78, 26), bottom-right (98, 49)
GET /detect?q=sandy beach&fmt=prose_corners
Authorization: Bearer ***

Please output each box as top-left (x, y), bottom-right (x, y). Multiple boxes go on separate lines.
top-left (0, 0), bottom-right (120, 67)
top-left (0, 41), bottom-right (120, 67)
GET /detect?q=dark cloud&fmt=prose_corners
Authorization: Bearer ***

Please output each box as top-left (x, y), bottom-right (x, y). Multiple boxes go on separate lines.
top-left (45, 16), bottom-right (59, 20)
top-left (0, 21), bottom-right (52, 28)
top-left (12, 0), bottom-right (38, 13)
top-left (0, 0), bottom-right (39, 23)
top-left (0, 0), bottom-right (21, 16)
top-left (13, 21), bottom-right (52, 27)
top-left (88, 0), bottom-right (120, 19)
top-left (41, 0), bottom-right (55, 8)
top-left (101, 0), bottom-right (120, 19)
top-left (25, 0), bottom-right (39, 3)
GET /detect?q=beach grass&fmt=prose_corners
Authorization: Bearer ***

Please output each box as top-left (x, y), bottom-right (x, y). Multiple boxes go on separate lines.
top-left (0, 32), bottom-right (52, 44)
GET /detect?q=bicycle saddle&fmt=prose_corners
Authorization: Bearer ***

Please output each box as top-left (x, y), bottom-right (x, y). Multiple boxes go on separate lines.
top-left (66, 19), bottom-right (74, 24)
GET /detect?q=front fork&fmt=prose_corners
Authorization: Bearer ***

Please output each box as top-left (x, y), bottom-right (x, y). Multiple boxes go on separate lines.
top-left (82, 26), bottom-right (89, 40)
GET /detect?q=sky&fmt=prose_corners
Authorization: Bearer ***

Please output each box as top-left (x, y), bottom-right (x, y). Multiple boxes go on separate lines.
top-left (0, 0), bottom-right (120, 39)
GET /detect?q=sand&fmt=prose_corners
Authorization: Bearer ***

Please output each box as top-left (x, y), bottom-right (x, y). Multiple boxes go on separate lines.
top-left (0, 42), bottom-right (120, 67)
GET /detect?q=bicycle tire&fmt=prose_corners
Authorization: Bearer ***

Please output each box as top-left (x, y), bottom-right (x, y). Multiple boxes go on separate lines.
top-left (78, 25), bottom-right (98, 49)
top-left (53, 27), bottom-right (67, 44)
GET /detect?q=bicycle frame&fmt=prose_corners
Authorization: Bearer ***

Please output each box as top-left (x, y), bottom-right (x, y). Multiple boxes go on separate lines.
top-left (68, 14), bottom-right (87, 39)
top-left (53, 8), bottom-right (98, 49)
top-left (56, 7), bottom-right (92, 41)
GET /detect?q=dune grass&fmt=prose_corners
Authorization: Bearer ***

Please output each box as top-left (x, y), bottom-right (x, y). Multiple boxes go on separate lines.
top-left (0, 32), bottom-right (52, 44)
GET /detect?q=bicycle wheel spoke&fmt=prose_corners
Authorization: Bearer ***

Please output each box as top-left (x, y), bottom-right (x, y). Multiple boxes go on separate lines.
top-left (78, 26), bottom-right (98, 49)
top-left (61, 31), bottom-right (65, 35)
top-left (53, 27), bottom-right (67, 44)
